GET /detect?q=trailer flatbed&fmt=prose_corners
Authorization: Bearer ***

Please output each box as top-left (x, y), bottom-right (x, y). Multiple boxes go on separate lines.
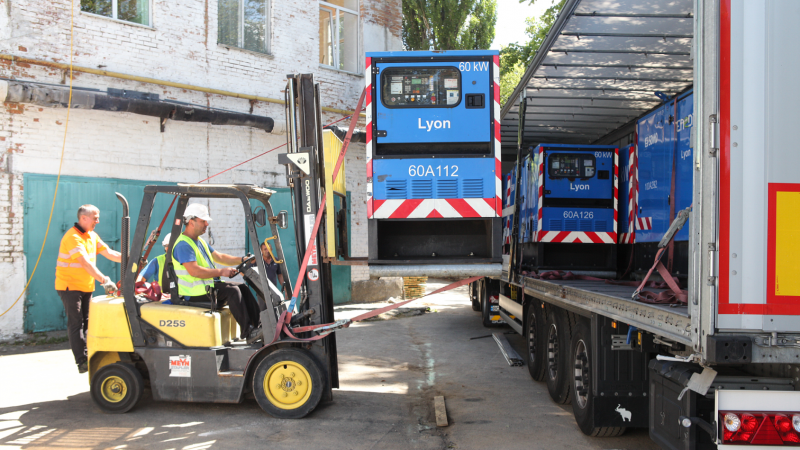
top-left (499, 275), bottom-right (692, 346)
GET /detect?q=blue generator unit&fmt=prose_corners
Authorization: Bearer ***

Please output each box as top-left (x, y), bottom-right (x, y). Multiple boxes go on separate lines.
top-left (508, 144), bottom-right (619, 274)
top-left (365, 50), bottom-right (503, 264)
top-left (634, 90), bottom-right (693, 277)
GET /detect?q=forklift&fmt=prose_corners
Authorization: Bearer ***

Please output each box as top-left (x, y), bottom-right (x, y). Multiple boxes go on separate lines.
top-left (85, 74), bottom-right (346, 418)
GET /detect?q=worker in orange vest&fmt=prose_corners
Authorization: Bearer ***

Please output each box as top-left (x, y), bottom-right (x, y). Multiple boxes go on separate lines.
top-left (55, 204), bottom-right (121, 374)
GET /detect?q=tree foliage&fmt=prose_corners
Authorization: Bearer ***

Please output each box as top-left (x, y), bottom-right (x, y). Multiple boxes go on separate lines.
top-left (499, 0), bottom-right (565, 104)
top-left (402, 0), bottom-right (497, 51)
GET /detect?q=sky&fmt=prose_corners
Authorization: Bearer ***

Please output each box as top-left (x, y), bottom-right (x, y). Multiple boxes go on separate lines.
top-left (490, 0), bottom-right (551, 50)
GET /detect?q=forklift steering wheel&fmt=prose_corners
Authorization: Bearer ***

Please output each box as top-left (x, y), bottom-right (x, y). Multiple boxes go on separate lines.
top-left (231, 254), bottom-right (256, 278)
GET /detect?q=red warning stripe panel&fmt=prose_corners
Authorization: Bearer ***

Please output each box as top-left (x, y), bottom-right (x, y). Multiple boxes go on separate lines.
top-left (389, 199), bottom-right (424, 219)
top-left (446, 198), bottom-right (478, 217)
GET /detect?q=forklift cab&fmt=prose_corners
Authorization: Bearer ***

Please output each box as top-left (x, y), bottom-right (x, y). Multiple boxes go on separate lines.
top-left (86, 184), bottom-right (337, 419)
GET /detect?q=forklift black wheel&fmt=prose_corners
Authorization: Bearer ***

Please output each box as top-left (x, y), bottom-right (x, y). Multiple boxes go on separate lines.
top-left (90, 363), bottom-right (144, 414)
top-left (253, 348), bottom-right (324, 419)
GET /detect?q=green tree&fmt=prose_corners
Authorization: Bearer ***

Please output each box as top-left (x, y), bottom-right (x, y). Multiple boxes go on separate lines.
top-left (402, 0), bottom-right (497, 50)
top-left (499, 0), bottom-right (566, 104)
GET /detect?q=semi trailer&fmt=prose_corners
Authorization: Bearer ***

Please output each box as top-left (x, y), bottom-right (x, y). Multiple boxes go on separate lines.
top-left (472, 0), bottom-right (800, 448)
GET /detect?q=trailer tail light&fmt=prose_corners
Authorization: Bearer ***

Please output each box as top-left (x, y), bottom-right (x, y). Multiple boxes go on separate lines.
top-left (489, 295), bottom-right (499, 304)
top-left (719, 412), bottom-right (800, 445)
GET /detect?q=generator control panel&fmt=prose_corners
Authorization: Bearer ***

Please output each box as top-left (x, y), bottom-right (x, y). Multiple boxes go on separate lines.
top-left (548, 154), bottom-right (597, 179)
top-left (381, 67), bottom-right (461, 107)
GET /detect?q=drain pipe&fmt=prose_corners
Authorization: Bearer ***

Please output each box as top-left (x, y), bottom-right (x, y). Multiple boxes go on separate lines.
top-left (1, 80), bottom-right (276, 132)
top-left (115, 193), bottom-right (130, 290)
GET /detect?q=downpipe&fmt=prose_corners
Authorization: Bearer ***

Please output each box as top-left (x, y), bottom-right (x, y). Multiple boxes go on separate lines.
top-left (115, 193), bottom-right (130, 291)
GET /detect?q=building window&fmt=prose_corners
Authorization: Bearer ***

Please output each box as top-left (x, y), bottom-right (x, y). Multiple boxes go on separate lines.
top-left (218, 0), bottom-right (270, 54)
top-left (319, 0), bottom-right (359, 73)
top-left (80, 0), bottom-right (151, 26)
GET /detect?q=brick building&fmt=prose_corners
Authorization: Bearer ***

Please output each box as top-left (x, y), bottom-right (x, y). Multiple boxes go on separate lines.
top-left (0, 0), bottom-right (402, 340)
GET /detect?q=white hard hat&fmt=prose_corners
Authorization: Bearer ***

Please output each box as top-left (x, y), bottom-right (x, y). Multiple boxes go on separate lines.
top-left (161, 232), bottom-right (172, 247)
top-left (183, 203), bottom-right (212, 222)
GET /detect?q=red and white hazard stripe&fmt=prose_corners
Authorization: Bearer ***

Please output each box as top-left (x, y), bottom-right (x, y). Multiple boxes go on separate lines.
top-left (635, 217), bottom-right (653, 230)
top-left (366, 57), bottom-right (375, 219)
top-left (535, 146), bottom-right (545, 240)
top-left (373, 198), bottom-right (497, 219)
top-left (620, 144), bottom-right (638, 244)
top-left (613, 147), bottom-right (619, 236)
top-left (537, 231), bottom-right (618, 244)
top-left (493, 55), bottom-right (502, 217)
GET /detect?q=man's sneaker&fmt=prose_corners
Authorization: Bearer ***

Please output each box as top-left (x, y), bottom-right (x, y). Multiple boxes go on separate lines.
top-left (77, 361), bottom-right (88, 374)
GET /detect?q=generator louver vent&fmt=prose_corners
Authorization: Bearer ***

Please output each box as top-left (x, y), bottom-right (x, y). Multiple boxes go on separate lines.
top-left (565, 219), bottom-right (578, 231)
top-left (579, 220), bottom-right (593, 231)
top-left (594, 220), bottom-right (607, 231)
top-left (437, 180), bottom-right (458, 198)
top-left (462, 179), bottom-right (483, 198)
top-left (411, 180), bottom-right (433, 198)
top-left (549, 219), bottom-right (562, 231)
top-left (386, 180), bottom-right (407, 199)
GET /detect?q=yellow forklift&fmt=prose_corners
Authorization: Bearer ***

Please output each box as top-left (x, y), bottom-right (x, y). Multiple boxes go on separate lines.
top-left (85, 74), bottom-right (350, 418)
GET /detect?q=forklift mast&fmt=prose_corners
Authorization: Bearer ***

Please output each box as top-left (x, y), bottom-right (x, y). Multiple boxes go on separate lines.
top-left (281, 74), bottom-right (339, 396)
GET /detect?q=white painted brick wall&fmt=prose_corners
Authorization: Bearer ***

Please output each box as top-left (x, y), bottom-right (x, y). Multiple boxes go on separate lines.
top-left (0, 0), bottom-right (401, 340)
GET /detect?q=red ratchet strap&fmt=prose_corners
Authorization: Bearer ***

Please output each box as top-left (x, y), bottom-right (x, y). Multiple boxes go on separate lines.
top-left (632, 247), bottom-right (687, 305)
top-left (272, 88), bottom-right (367, 343)
top-left (281, 276), bottom-right (483, 342)
top-left (133, 112), bottom-right (356, 280)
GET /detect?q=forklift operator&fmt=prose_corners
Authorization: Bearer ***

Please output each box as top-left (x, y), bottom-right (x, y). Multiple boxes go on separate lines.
top-left (172, 203), bottom-right (261, 340)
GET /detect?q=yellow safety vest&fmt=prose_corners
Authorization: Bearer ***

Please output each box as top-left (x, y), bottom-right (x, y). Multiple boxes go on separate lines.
top-left (171, 234), bottom-right (216, 296)
top-left (153, 253), bottom-right (166, 284)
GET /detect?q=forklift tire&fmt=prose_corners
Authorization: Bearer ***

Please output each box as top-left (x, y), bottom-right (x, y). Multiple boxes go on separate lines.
top-left (545, 308), bottom-right (572, 404)
top-left (470, 282), bottom-right (480, 312)
top-left (90, 363), bottom-right (144, 414)
top-left (525, 300), bottom-right (546, 381)
top-left (570, 319), bottom-right (626, 437)
top-left (253, 348), bottom-right (324, 419)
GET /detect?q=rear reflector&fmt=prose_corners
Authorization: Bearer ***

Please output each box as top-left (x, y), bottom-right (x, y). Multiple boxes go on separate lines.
top-left (720, 412), bottom-right (800, 445)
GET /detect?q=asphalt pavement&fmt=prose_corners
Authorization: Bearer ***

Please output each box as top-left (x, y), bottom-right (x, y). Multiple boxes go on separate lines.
top-left (0, 279), bottom-right (659, 450)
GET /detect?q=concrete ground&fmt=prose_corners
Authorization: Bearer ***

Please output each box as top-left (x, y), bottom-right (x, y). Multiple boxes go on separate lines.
top-left (0, 279), bottom-right (659, 450)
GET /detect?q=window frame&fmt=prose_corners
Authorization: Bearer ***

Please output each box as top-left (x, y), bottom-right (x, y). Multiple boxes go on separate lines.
top-left (80, 0), bottom-right (154, 27)
top-left (319, 0), bottom-right (360, 75)
top-left (217, 0), bottom-right (272, 55)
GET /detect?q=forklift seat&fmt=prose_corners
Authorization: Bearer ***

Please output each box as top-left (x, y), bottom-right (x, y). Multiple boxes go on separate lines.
top-left (139, 302), bottom-right (239, 347)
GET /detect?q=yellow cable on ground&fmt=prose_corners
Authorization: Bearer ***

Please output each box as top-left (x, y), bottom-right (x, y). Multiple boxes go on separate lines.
top-left (0, 0), bottom-right (73, 319)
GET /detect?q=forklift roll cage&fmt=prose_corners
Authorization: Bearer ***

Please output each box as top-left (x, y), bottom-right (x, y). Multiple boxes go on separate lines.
top-left (122, 183), bottom-right (292, 348)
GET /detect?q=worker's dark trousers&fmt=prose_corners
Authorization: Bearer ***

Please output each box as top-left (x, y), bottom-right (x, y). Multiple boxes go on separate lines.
top-left (57, 289), bottom-right (93, 365)
top-left (188, 281), bottom-right (261, 338)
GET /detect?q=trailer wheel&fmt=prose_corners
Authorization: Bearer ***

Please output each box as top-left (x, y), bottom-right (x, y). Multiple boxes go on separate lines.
top-left (253, 348), bottom-right (324, 419)
top-left (525, 301), bottom-right (546, 381)
top-left (545, 308), bottom-right (571, 404)
top-left (470, 282), bottom-right (480, 311)
top-left (571, 319), bottom-right (626, 437)
top-left (90, 363), bottom-right (144, 414)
